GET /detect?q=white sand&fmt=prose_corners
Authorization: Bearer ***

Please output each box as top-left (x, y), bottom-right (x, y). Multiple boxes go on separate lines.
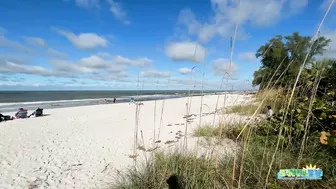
top-left (0, 94), bottom-right (253, 189)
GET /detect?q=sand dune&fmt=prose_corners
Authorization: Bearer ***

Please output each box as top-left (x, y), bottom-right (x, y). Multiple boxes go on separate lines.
top-left (0, 94), bottom-right (252, 189)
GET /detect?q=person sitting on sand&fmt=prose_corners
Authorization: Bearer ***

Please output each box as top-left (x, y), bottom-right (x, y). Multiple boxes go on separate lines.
top-left (15, 108), bottom-right (28, 119)
top-left (266, 106), bottom-right (274, 118)
top-left (29, 108), bottom-right (43, 118)
top-left (0, 114), bottom-right (4, 122)
top-left (0, 114), bottom-right (13, 122)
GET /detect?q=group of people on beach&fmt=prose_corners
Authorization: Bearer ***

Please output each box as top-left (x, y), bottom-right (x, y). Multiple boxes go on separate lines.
top-left (104, 98), bottom-right (117, 104)
top-left (0, 107), bottom-right (44, 122)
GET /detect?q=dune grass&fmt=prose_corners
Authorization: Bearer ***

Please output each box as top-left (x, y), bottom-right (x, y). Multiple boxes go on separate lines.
top-left (114, 88), bottom-right (336, 189)
top-left (194, 122), bottom-right (245, 141)
top-left (114, 151), bottom-right (233, 189)
top-left (113, 130), bottom-right (336, 189)
top-left (224, 89), bottom-right (286, 116)
top-left (225, 104), bottom-right (260, 115)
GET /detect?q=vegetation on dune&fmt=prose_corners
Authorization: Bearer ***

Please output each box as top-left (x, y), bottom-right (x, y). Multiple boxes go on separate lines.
top-left (252, 32), bottom-right (331, 89)
top-left (194, 122), bottom-right (245, 140)
top-left (225, 104), bottom-right (260, 115)
top-left (114, 32), bottom-right (336, 188)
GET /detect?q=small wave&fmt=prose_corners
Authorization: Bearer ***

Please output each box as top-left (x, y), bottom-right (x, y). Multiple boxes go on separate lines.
top-left (0, 94), bottom-right (181, 107)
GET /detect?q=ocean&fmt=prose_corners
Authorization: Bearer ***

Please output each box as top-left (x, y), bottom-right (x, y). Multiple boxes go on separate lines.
top-left (0, 90), bottom-right (223, 113)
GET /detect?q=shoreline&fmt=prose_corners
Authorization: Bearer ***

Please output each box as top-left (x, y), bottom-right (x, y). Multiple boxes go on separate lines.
top-left (0, 94), bottom-right (253, 188)
top-left (0, 91), bottom-right (247, 115)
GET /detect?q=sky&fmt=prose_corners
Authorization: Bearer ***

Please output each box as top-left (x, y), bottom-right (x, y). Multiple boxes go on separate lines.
top-left (0, 0), bottom-right (336, 91)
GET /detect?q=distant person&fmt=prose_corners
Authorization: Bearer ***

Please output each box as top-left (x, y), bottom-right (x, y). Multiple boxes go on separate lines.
top-left (266, 106), bottom-right (274, 118)
top-left (0, 114), bottom-right (13, 122)
top-left (104, 99), bottom-right (107, 104)
top-left (29, 108), bottom-right (43, 118)
top-left (113, 98), bottom-right (116, 103)
top-left (15, 108), bottom-right (28, 119)
top-left (130, 97), bottom-right (135, 104)
top-left (0, 114), bottom-right (4, 122)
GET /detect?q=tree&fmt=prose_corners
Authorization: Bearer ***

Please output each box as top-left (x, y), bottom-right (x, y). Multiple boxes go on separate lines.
top-left (252, 32), bottom-right (331, 89)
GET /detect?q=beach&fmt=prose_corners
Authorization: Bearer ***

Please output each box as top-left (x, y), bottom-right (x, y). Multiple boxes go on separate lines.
top-left (0, 94), bottom-right (252, 189)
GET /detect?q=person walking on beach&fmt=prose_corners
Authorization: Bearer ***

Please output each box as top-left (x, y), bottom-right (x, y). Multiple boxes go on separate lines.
top-left (113, 98), bottom-right (116, 103)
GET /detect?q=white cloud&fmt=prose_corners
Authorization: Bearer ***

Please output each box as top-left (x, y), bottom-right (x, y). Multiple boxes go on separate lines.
top-left (0, 27), bottom-right (6, 35)
top-left (238, 52), bottom-right (255, 61)
top-left (79, 55), bottom-right (112, 68)
top-left (168, 77), bottom-right (241, 89)
top-left (50, 59), bottom-right (99, 74)
top-left (0, 35), bottom-right (35, 54)
top-left (74, 0), bottom-right (100, 8)
top-left (212, 58), bottom-right (238, 76)
top-left (141, 70), bottom-right (170, 78)
top-left (178, 67), bottom-right (193, 75)
top-left (321, 29), bottom-right (336, 59)
top-left (0, 54), bottom-right (32, 65)
top-left (320, 0), bottom-right (334, 11)
top-left (22, 37), bottom-right (46, 47)
top-left (49, 54), bottom-right (131, 77)
top-left (90, 71), bottom-right (130, 82)
top-left (165, 41), bottom-right (207, 62)
top-left (0, 50), bottom-right (155, 84)
top-left (0, 60), bottom-right (52, 76)
top-left (106, 0), bottom-right (130, 24)
top-left (177, 0), bottom-right (308, 43)
top-left (113, 55), bottom-right (153, 67)
top-left (96, 52), bottom-right (153, 67)
top-left (52, 27), bottom-right (108, 49)
top-left (47, 48), bottom-right (67, 58)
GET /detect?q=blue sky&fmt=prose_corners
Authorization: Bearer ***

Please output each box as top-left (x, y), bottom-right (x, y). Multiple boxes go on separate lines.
top-left (0, 0), bottom-right (335, 90)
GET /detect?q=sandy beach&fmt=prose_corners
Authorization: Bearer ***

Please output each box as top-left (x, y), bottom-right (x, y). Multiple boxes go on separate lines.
top-left (0, 94), bottom-right (252, 189)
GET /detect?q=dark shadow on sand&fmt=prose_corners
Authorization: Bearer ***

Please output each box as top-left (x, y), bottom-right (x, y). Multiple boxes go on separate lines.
top-left (30, 114), bottom-right (51, 118)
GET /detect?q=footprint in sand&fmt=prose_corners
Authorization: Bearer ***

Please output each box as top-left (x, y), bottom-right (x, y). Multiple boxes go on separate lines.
top-left (164, 140), bottom-right (177, 145)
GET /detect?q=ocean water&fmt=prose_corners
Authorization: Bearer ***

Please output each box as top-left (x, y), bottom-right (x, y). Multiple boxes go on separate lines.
top-left (0, 90), bottom-right (222, 113)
